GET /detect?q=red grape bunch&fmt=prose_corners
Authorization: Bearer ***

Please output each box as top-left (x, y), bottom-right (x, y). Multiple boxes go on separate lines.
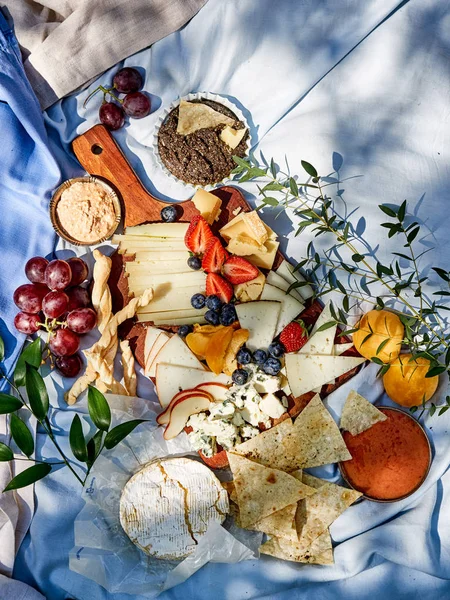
top-left (84, 67), bottom-right (151, 131)
top-left (13, 256), bottom-right (98, 379)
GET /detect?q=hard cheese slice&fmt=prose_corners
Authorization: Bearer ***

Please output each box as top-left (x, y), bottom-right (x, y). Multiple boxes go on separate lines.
top-left (144, 326), bottom-right (163, 363)
top-left (191, 189), bottom-right (222, 224)
top-left (120, 457), bottom-right (229, 559)
top-left (298, 302), bottom-right (336, 355)
top-left (260, 283), bottom-right (304, 336)
top-left (144, 331), bottom-right (171, 377)
top-left (290, 394), bottom-right (352, 468)
top-left (156, 364), bottom-right (231, 408)
top-left (266, 270), bottom-right (304, 303)
top-left (125, 223), bottom-right (189, 237)
top-left (227, 452), bottom-right (308, 528)
top-left (340, 389), bottom-right (387, 435)
top-left (220, 126), bottom-right (247, 149)
top-left (235, 301), bottom-right (281, 351)
top-left (150, 335), bottom-right (206, 386)
top-left (276, 259), bottom-right (314, 300)
top-left (285, 354), bottom-right (365, 398)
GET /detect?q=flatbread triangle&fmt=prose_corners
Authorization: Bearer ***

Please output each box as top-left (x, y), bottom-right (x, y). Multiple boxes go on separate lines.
top-left (340, 389), bottom-right (387, 435)
top-left (177, 100), bottom-right (235, 136)
top-left (260, 529), bottom-right (333, 565)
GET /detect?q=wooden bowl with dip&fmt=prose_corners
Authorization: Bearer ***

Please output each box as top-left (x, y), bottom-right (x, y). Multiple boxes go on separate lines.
top-left (50, 176), bottom-right (121, 245)
top-left (339, 407), bottom-right (432, 502)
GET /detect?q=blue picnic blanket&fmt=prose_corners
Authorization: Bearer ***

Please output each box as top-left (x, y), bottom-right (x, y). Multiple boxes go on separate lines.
top-left (2, 0), bottom-right (450, 599)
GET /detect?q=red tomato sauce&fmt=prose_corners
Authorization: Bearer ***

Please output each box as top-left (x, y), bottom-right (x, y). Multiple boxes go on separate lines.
top-left (340, 408), bottom-right (431, 501)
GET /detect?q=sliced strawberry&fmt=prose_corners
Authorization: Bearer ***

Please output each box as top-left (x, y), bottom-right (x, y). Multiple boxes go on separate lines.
top-left (279, 320), bottom-right (308, 353)
top-left (185, 216), bottom-right (214, 254)
top-left (222, 256), bottom-right (259, 285)
top-left (202, 238), bottom-right (229, 273)
top-left (206, 273), bottom-right (233, 303)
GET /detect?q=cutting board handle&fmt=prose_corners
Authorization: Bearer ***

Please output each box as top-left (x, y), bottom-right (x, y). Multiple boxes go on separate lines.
top-left (72, 124), bottom-right (166, 226)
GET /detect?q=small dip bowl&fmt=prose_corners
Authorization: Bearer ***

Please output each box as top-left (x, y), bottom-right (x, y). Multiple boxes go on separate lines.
top-left (50, 176), bottom-right (121, 246)
top-left (339, 407), bottom-right (432, 503)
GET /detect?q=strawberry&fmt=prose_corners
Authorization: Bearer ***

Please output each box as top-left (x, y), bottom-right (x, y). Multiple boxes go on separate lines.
top-left (185, 216), bottom-right (214, 254)
top-left (222, 256), bottom-right (259, 285)
top-left (202, 238), bottom-right (229, 273)
top-left (279, 320), bottom-right (308, 353)
top-left (206, 273), bottom-right (233, 303)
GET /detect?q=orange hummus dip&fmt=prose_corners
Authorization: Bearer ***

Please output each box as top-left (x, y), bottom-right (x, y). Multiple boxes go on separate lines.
top-left (56, 181), bottom-right (116, 243)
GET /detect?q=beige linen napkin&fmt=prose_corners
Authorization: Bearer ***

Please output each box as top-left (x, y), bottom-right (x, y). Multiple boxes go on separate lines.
top-left (2, 0), bottom-right (208, 109)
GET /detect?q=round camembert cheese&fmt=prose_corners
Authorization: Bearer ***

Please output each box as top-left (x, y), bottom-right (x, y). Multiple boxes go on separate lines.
top-left (120, 457), bottom-right (229, 560)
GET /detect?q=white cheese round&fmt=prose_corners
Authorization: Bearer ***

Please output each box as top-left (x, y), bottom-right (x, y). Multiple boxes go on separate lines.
top-left (119, 457), bottom-right (229, 560)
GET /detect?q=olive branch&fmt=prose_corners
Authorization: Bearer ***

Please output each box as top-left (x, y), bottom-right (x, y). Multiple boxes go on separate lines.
top-left (232, 155), bottom-right (450, 416)
top-left (0, 336), bottom-right (146, 490)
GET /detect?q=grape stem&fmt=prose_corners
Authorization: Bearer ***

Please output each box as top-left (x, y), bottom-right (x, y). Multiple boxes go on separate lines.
top-left (83, 85), bottom-right (122, 109)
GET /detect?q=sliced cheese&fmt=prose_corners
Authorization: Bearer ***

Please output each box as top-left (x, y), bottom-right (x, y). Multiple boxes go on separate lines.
top-left (234, 270), bottom-right (266, 303)
top-left (134, 251), bottom-right (190, 262)
top-left (334, 343), bottom-right (353, 355)
top-left (125, 223), bottom-right (188, 238)
top-left (242, 211), bottom-right (269, 244)
top-left (120, 458), bottom-right (228, 559)
top-left (260, 283), bottom-right (304, 336)
top-left (145, 331), bottom-right (171, 377)
top-left (136, 285), bottom-right (205, 312)
top-left (220, 126), bottom-right (247, 149)
top-left (246, 239), bottom-right (279, 270)
top-left (150, 335), bottom-right (206, 384)
top-left (285, 354), bottom-right (366, 398)
top-left (235, 301), bottom-right (281, 351)
top-left (139, 307), bottom-right (206, 320)
top-left (226, 234), bottom-right (267, 257)
top-left (266, 270), bottom-right (304, 303)
top-left (298, 302), bottom-right (336, 356)
top-left (260, 393), bottom-right (286, 419)
top-left (125, 262), bottom-right (192, 275)
top-left (151, 314), bottom-right (207, 326)
top-left (156, 364), bottom-right (231, 407)
top-left (119, 242), bottom-right (187, 254)
top-left (127, 271), bottom-right (206, 287)
top-left (191, 189), bottom-right (222, 225)
top-left (144, 326), bottom-right (164, 366)
top-left (276, 260), bottom-right (314, 301)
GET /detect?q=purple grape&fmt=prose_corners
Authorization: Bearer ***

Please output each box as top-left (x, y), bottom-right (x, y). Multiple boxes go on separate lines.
top-left (42, 291), bottom-right (69, 319)
top-left (113, 67), bottom-right (143, 94)
top-left (66, 308), bottom-right (97, 334)
top-left (25, 257), bottom-right (49, 284)
top-left (123, 92), bottom-right (151, 119)
top-left (45, 259), bottom-right (72, 291)
top-left (55, 354), bottom-right (82, 378)
top-left (49, 329), bottom-right (80, 357)
top-left (14, 312), bottom-right (42, 334)
top-left (67, 257), bottom-right (89, 286)
top-left (13, 284), bottom-right (48, 313)
top-left (66, 286), bottom-right (91, 311)
top-left (99, 102), bottom-right (125, 130)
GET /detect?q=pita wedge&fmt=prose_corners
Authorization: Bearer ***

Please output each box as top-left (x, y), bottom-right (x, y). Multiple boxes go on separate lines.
top-left (260, 529), bottom-right (333, 565)
top-left (291, 394), bottom-right (352, 468)
top-left (177, 100), bottom-right (235, 135)
top-left (227, 452), bottom-right (309, 528)
top-left (340, 390), bottom-right (387, 436)
top-left (294, 473), bottom-right (361, 553)
top-left (250, 503), bottom-right (298, 542)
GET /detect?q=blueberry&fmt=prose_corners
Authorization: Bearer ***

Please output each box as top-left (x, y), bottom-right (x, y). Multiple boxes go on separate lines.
top-left (187, 256), bottom-right (202, 270)
top-left (268, 341), bottom-right (285, 358)
top-left (262, 357), bottom-right (282, 376)
top-left (252, 349), bottom-right (268, 365)
top-left (232, 368), bottom-right (249, 385)
top-left (204, 309), bottom-right (220, 326)
top-left (178, 325), bottom-right (193, 338)
top-left (236, 347), bottom-right (252, 365)
top-left (220, 304), bottom-right (237, 326)
top-left (191, 293), bottom-right (206, 309)
top-left (206, 294), bottom-right (222, 311)
top-left (160, 205), bottom-right (178, 222)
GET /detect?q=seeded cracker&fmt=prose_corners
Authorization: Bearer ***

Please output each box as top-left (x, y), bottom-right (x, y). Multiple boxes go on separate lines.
top-left (340, 389), bottom-right (387, 436)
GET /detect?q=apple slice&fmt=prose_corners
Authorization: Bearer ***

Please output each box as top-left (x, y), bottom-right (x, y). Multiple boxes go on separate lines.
top-left (164, 391), bottom-right (213, 440)
top-left (156, 388), bottom-right (197, 425)
top-left (195, 382), bottom-right (229, 401)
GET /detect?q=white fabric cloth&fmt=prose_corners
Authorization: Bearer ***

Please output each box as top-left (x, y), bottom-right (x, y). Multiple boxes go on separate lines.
top-left (2, 0), bottom-right (208, 109)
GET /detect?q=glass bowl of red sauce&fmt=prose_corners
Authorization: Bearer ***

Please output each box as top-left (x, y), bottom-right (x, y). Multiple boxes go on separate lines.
top-left (339, 407), bottom-right (432, 502)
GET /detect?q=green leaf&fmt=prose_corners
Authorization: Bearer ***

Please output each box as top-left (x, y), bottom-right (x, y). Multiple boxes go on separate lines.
top-left (439, 406), bottom-right (449, 416)
top-left (432, 267), bottom-right (450, 282)
top-left (379, 205), bottom-right (397, 218)
top-left (286, 281), bottom-right (310, 295)
top-left (336, 279), bottom-right (347, 295)
top-left (376, 339), bottom-right (390, 356)
top-left (3, 463), bottom-right (51, 492)
top-left (0, 393), bottom-right (23, 414)
top-left (315, 321), bottom-right (337, 333)
top-left (86, 430), bottom-right (104, 468)
top-left (371, 357), bottom-right (385, 365)
top-left (407, 226), bottom-right (420, 245)
top-left (289, 177), bottom-right (299, 197)
top-left (10, 414), bottom-right (34, 457)
top-left (376, 297), bottom-right (385, 309)
top-left (425, 365), bottom-right (446, 378)
top-left (392, 252), bottom-right (412, 261)
top-left (14, 338), bottom-right (42, 387)
top-left (301, 160), bottom-right (318, 178)
top-left (88, 386), bottom-right (111, 432)
top-left (445, 346), bottom-right (450, 367)
top-left (0, 442), bottom-right (13, 461)
top-left (262, 197), bottom-right (279, 207)
top-left (343, 295), bottom-right (350, 313)
top-left (429, 403), bottom-right (436, 417)
top-left (25, 366), bottom-right (49, 421)
top-left (232, 155), bottom-right (250, 169)
top-left (352, 253), bottom-right (365, 262)
top-left (104, 420), bottom-right (146, 450)
top-left (361, 332), bottom-right (373, 347)
top-left (410, 405), bottom-right (418, 414)
top-left (0, 335), bottom-right (4, 362)
top-left (270, 158), bottom-right (277, 178)
top-left (397, 200), bottom-right (407, 222)
top-left (262, 182), bottom-right (284, 192)
top-left (337, 328), bottom-right (359, 337)
top-left (377, 364), bottom-right (391, 377)
top-left (70, 415), bottom-right (88, 463)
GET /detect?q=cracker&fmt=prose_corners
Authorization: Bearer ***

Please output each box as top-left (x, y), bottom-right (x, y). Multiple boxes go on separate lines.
top-left (340, 390), bottom-right (387, 436)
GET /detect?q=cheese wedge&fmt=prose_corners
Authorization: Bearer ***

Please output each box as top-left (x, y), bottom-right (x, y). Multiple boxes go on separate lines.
top-left (334, 343), bottom-right (353, 355)
top-left (234, 270), bottom-right (266, 302)
top-left (242, 212), bottom-right (269, 244)
top-left (150, 335), bottom-right (206, 381)
top-left (191, 189), bottom-right (222, 225)
top-left (220, 126), bottom-right (247, 149)
top-left (266, 270), bottom-right (304, 303)
top-left (125, 223), bottom-right (188, 238)
top-left (235, 301), bottom-right (281, 351)
top-left (260, 283), bottom-right (304, 336)
top-left (144, 326), bottom-right (163, 365)
top-left (226, 234), bottom-right (267, 257)
top-left (285, 354), bottom-right (366, 398)
top-left (156, 364), bottom-right (231, 407)
top-left (276, 260), bottom-right (314, 300)
top-left (145, 331), bottom-right (171, 377)
top-left (298, 302), bottom-right (336, 355)
top-left (136, 285), bottom-right (205, 313)
top-left (246, 239), bottom-right (279, 270)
